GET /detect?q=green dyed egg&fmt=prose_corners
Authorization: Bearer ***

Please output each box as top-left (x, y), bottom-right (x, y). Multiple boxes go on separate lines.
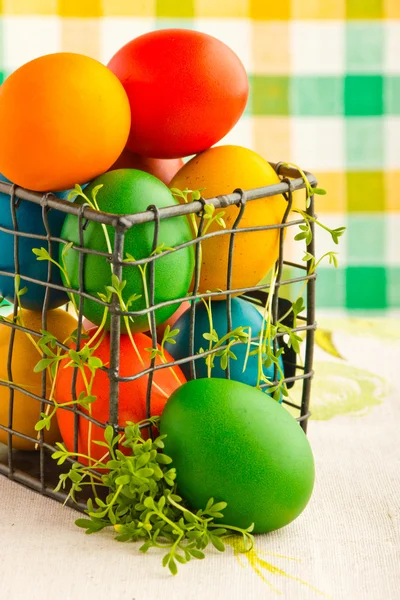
top-left (160, 378), bottom-right (314, 533)
top-left (60, 169), bottom-right (194, 332)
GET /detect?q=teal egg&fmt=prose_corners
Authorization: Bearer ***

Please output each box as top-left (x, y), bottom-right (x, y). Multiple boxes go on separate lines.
top-left (0, 173), bottom-right (85, 310)
top-left (60, 169), bottom-right (195, 332)
top-left (165, 297), bottom-right (284, 399)
top-left (160, 378), bottom-right (315, 533)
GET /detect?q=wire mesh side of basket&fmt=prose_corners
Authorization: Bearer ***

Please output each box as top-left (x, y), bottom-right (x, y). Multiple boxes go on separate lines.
top-left (0, 163), bottom-right (317, 508)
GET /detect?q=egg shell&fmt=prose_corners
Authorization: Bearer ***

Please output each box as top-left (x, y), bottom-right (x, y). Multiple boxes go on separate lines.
top-left (0, 173), bottom-right (79, 310)
top-left (165, 297), bottom-right (284, 399)
top-left (55, 329), bottom-right (186, 464)
top-left (156, 300), bottom-right (191, 342)
top-left (109, 148), bottom-right (184, 186)
top-left (108, 29), bottom-right (248, 158)
top-left (170, 145), bottom-right (288, 298)
top-left (60, 169), bottom-right (195, 333)
top-left (0, 52), bottom-right (130, 191)
top-left (160, 378), bottom-right (315, 533)
top-left (0, 308), bottom-right (78, 450)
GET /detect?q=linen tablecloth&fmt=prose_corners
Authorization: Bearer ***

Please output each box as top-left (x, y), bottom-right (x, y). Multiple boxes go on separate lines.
top-left (0, 316), bottom-right (399, 600)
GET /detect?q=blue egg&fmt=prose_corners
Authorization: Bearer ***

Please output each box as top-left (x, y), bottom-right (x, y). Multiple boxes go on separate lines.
top-left (0, 174), bottom-right (86, 311)
top-left (166, 297), bottom-right (284, 400)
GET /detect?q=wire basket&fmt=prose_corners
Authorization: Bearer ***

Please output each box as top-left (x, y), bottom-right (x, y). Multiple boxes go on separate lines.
top-left (0, 163), bottom-right (317, 510)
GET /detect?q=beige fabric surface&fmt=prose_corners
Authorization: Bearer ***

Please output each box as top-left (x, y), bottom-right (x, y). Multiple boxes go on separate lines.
top-left (0, 318), bottom-right (399, 600)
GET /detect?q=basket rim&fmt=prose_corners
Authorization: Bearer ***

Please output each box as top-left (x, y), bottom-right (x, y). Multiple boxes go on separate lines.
top-left (0, 163), bottom-right (317, 230)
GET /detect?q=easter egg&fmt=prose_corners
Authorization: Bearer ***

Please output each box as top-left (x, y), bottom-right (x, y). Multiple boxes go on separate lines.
top-left (110, 148), bottom-right (184, 185)
top-left (61, 169), bottom-right (195, 333)
top-left (55, 329), bottom-right (186, 464)
top-left (0, 53), bottom-right (130, 191)
top-left (156, 300), bottom-right (191, 342)
top-left (170, 145), bottom-right (288, 298)
top-left (108, 29), bottom-right (248, 158)
top-left (165, 297), bottom-right (284, 398)
top-left (160, 378), bottom-right (315, 533)
top-left (0, 173), bottom-right (72, 310)
top-left (0, 308), bottom-right (78, 450)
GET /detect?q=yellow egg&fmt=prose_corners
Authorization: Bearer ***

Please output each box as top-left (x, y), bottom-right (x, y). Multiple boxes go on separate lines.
top-left (0, 308), bottom-right (78, 450)
top-left (170, 145), bottom-right (288, 298)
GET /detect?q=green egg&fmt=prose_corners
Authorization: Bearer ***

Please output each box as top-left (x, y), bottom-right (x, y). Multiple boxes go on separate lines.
top-left (60, 169), bottom-right (194, 332)
top-left (160, 378), bottom-right (315, 533)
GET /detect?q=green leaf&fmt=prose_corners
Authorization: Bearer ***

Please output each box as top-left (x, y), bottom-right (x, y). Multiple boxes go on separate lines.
top-left (33, 358), bottom-right (53, 373)
top-left (32, 247), bottom-right (51, 261)
top-left (91, 184), bottom-right (103, 204)
top-left (67, 189), bottom-right (79, 202)
top-left (74, 183), bottom-right (84, 195)
top-left (192, 190), bottom-right (202, 200)
top-left (115, 475), bottom-right (130, 485)
top-left (188, 549), bottom-right (205, 560)
top-left (88, 356), bottom-right (103, 370)
top-left (210, 501), bottom-right (227, 513)
top-left (143, 497), bottom-right (155, 509)
top-left (136, 452), bottom-right (150, 468)
top-left (292, 297), bottom-right (305, 315)
top-left (162, 553), bottom-right (170, 568)
top-left (62, 241), bottom-right (74, 257)
top-left (69, 470), bottom-right (82, 484)
top-left (111, 274), bottom-right (125, 293)
top-left (209, 528), bottom-right (227, 536)
top-left (210, 535), bottom-right (225, 552)
top-left (294, 232), bottom-right (307, 241)
top-left (183, 511), bottom-right (196, 523)
top-left (168, 557), bottom-right (178, 576)
top-left (79, 395), bottom-right (97, 407)
top-left (220, 353), bottom-right (228, 371)
top-left (126, 293), bottom-right (142, 307)
top-left (202, 330), bottom-right (218, 343)
top-left (136, 468), bottom-right (154, 478)
top-left (92, 440), bottom-right (109, 448)
top-left (139, 541), bottom-right (153, 553)
top-left (34, 417), bottom-right (49, 431)
top-left (205, 498), bottom-right (214, 511)
top-left (75, 518), bottom-right (92, 529)
top-left (302, 252), bottom-right (314, 263)
top-left (156, 454), bottom-right (173, 465)
top-left (104, 426), bottom-right (114, 447)
top-left (68, 349), bottom-right (81, 365)
top-left (174, 554), bottom-right (187, 565)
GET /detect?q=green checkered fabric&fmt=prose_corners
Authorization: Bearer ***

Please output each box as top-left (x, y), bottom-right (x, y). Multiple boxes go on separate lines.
top-left (0, 0), bottom-right (398, 312)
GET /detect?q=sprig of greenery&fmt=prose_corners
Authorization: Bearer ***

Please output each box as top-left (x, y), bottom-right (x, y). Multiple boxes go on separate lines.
top-left (293, 210), bottom-right (346, 246)
top-left (198, 325), bottom-right (251, 374)
top-left (68, 183), bottom-right (113, 262)
top-left (53, 419), bottom-right (254, 575)
top-left (278, 162), bottom-right (327, 208)
top-left (170, 188), bottom-right (226, 236)
top-left (32, 241), bottom-right (79, 315)
top-left (170, 188), bottom-right (203, 235)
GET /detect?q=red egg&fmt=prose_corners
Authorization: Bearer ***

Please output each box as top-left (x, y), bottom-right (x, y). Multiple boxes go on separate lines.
top-left (55, 329), bottom-right (185, 464)
top-left (109, 148), bottom-right (184, 185)
top-left (108, 29), bottom-right (249, 158)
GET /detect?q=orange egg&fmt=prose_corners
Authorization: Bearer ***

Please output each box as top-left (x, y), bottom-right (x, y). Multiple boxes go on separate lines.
top-left (0, 308), bottom-right (78, 450)
top-left (0, 53), bottom-right (131, 191)
top-left (170, 145), bottom-right (288, 298)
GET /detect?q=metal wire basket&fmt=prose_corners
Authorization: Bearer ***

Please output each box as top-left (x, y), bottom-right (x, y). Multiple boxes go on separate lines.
top-left (0, 163), bottom-right (317, 510)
